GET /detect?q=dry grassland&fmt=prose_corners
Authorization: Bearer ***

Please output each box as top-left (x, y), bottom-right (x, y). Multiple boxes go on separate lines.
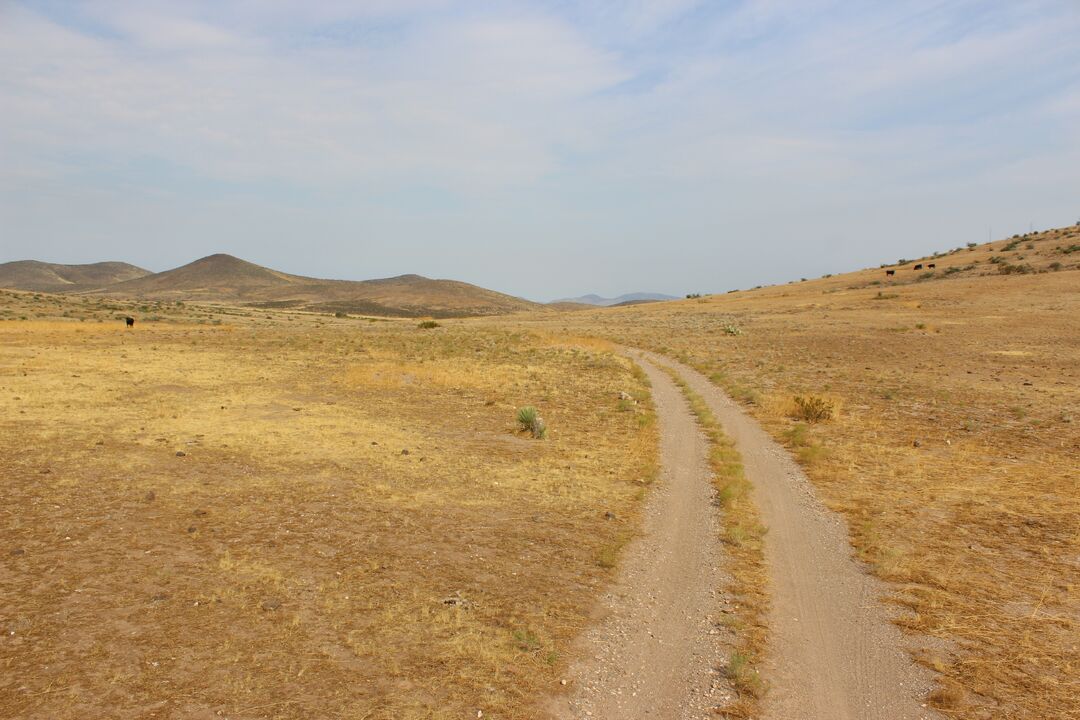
top-left (0, 297), bottom-right (657, 719)
top-left (525, 227), bottom-right (1079, 719)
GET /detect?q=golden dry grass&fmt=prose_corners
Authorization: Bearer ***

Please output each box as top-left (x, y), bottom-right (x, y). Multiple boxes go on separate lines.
top-left (0, 299), bottom-right (657, 719)
top-left (520, 226), bottom-right (1080, 719)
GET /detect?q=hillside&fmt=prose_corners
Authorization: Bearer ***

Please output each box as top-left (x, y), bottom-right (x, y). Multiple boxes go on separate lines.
top-left (0, 260), bottom-right (150, 293)
top-left (523, 223), bottom-right (1079, 719)
top-left (95, 253), bottom-right (539, 318)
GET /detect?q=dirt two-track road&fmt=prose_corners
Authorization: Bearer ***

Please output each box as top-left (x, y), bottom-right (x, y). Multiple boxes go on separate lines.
top-left (553, 351), bottom-right (940, 720)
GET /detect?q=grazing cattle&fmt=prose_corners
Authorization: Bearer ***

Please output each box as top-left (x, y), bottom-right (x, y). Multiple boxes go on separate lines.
top-left (125, 316), bottom-right (135, 328)
top-left (913, 263), bottom-right (924, 270)
top-left (928, 263), bottom-right (936, 269)
top-left (885, 269), bottom-right (895, 276)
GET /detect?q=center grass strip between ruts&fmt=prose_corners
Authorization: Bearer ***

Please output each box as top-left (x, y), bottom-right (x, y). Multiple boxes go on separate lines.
top-left (659, 364), bottom-right (770, 719)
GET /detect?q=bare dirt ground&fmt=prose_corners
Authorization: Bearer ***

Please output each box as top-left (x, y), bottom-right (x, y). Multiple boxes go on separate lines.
top-left (641, 352), bottom-right (940, 720)
top-left (552, 353), bottom-right (734, 719)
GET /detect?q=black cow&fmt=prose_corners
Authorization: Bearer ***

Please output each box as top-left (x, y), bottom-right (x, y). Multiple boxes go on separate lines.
top-left (928, 263), bottom-right (936, 269)
top-left (885, 269), bottom-right (895, 276)
top-left (125, 316), bottom-right (135, 328)
top-left (913, 263), bottom-right (924, 270)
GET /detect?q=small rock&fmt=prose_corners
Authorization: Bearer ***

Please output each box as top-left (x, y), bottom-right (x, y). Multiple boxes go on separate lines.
top-left (401, 449), bottom-right (410, 455)
top-left (175, 451), bottom-right (186, 457)
top-left (193, 509), bottom-right (207, 517)
top-left (261, 598), bottom-right (282, 611)
top-left (912, 439), bottom-right (921, 448)
top-left (442, 592), bottom-right (473, 609)
top-left (10, 548), bottom-right (24, 556)
top-left (144, 490), bottom-right (156, 502)
top-left (371, 441), bottom-right (378, 445)
top-left (151, 592), bottom-right (169, 602)
top-left (604, 511), bottom-right (617, 520)
top-left (187, 526), bottom-right (197, 534)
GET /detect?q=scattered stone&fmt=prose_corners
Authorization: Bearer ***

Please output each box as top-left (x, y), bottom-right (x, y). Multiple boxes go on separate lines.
top-left (10, 548), bottom-right (24, 556)
top-left (260, 598), bottom-right (282, 611)
top-left (175, 451), bottom-right (186, 457)
top-left (193, 509), bottom-right (207, 517)
top-left (442, 592), bottom-right (473, 609)
top-left (144, 490), bottom-right (156, 502)
top-left (151, 592), bottom-right (169, 602)
top-left (401, 449), bottom-right (410, 455)
top-left (912, 439), bottom-right (921, 448)
top-left (605, 511), bottom-right (617, 520)
top-left (39, 468), bottom-right (51, 475)
top-left (187, 526), bottom-right (197, 534)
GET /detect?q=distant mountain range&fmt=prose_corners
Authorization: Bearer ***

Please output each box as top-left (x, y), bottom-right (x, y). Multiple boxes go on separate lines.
top-left (552, 292), bottom-right (678, 307)
top-left (0, 254), bottom-right (539, 318)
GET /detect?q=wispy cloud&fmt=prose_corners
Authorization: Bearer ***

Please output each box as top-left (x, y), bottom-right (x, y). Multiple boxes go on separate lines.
top-left (2, 0), bottom-right (1077, 298)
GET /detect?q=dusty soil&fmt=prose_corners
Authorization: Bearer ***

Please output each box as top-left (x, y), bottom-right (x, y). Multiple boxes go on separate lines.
top-left (552, 353), bottom-right (735, 719)
top-left (642, 351), bottom-right (940, 720)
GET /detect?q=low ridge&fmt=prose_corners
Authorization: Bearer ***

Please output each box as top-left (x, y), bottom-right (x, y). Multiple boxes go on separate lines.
top-left (92, 253), bottom-right (539, 318)
top-left (0, 260), bottom-right (150, 293)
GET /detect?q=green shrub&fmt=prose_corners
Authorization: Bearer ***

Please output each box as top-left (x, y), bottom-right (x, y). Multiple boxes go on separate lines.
top-left (516, 406), bottom-right (547, 439)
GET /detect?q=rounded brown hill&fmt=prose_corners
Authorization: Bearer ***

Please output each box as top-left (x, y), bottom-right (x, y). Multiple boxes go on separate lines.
top-left (94, 253), bottom-right (540, 318)
top-left (0, 260), bottom-right (150, 293)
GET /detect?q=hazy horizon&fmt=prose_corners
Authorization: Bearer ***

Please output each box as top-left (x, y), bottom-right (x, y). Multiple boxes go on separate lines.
top-left (2, 1), bottom-right (1078, 300)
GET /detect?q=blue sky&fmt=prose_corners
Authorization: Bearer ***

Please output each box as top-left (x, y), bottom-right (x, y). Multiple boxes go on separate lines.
top-left (1, 0), bottom-right (1078, 300)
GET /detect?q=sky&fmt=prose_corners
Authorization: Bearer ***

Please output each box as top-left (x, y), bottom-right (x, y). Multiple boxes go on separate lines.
top-left (1, 1), bottom-right (1078, 301)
